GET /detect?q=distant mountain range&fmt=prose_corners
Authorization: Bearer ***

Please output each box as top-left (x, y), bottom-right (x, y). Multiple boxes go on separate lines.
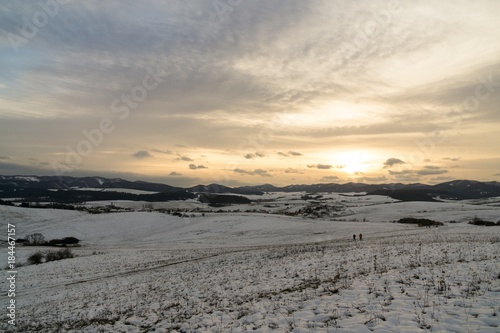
top-left (1, 175), bottom-right (500, 203)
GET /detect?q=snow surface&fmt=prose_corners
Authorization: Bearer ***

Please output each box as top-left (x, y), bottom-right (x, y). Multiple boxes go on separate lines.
top-left (14, 176), bottom-right (40, 182)
top-left (0, 195), bottom-right (499, 332)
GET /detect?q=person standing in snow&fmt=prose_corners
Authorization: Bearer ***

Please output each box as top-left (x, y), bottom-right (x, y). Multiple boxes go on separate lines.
top-left (353, 234), bottom-right (356, 241)
top-left (359, 233), bottom-right (362, 241)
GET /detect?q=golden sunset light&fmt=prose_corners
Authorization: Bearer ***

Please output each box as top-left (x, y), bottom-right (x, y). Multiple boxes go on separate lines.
top-left (0, 0), bottom-right (499, 187)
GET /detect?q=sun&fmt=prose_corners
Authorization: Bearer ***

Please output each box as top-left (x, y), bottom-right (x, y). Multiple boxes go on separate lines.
top-left (337, 151), bottom-right (371, 174)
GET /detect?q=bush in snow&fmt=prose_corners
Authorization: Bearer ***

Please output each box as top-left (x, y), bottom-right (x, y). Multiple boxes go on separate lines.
top-left (48, 237), bottom-right (80, 247)
top-left (397, 217), bottom-right (443, 227)
top-left (45, 249), bottom-right (75, 262)
top-left (468, 218), bottom-right (499, 226)
top-left (27, 251), bottom-right (44, 265)
top-left (27, 249), bottom-right (75, 265)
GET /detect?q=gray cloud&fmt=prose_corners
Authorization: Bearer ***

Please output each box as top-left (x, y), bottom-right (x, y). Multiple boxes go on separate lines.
top-left (358, 176), bottom-right (387, 182)
top-left (417, 167), bottom-right (448, 176)
top-left (29, 158), bottom-right (50, 168)
top-left (284, 168), bottom-right (303, 174)
top-left (388, 166), bottom-right (448, 176)
top-left (178, 155), bottom-right (194, 162)
top-left (387, 63), bottom-right (500, 114)
top-left (244, 151), bottom-right (265, 159)
top-left (288, 151), bottom-right (303, 156)
top-left (0, 0), bottom-right (444, 122)
top-left (244, 153), bottom-right (256, 159)
top-left (296, 124), bottom-right (423, 139)
top-left (132, 150), bottom-right (152, 159)
top-left (0, 161), bottom-right (52, 175)
top-left (383, 158), bottom-right (405, 168)
top-left (255, 152), bottom-right (266, 158)
top-left (320, 175), bottom-right (340, 181)
top-left (308, 164), bottom-right (345, 170)
top-left (278, 151), bottom-right (303, 157)
top-left (233, 168), bottom-right (271, 177)
top-left (388, 170), bottom-right (414, 176)
top-left (188, 164), bottom-right (207, 170)
top-left (169, 171), bottom-right (183, 176)
top-left (0, 156), bottom-right (11, 160)
top-left (152, 149), bottom-right (174, 155)
top-left (307, 164), bottom-right (333, 169)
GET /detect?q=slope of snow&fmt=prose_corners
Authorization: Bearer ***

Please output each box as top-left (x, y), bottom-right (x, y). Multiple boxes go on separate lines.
top-left (0, 198), bottom-right (499, 333)
top-left (71, 187), bottom-right (159, 194)
top-left (14, 176), bottom-right (40, 182)
top-left (81, 198), bottom-right (204, 210)
top-left (0, 206), bottom-right (410, 249)
top-left (346, 201), bottom-right (500, 223)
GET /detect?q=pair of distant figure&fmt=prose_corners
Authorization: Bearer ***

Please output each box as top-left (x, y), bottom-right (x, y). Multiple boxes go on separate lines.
top-left (353, 233), bottom-right (362, 241)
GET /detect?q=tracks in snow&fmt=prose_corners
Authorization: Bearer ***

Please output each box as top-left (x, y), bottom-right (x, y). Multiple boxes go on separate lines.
top-left (12, 227), bottom-right (444, 300)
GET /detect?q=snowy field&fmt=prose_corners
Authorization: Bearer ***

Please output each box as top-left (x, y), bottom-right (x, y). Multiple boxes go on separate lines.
top-left (0, 195), bottom-right (499, 332)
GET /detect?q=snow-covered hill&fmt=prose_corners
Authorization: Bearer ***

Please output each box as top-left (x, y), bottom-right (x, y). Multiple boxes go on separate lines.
top-left (0, 199), bottom-right (499, 332)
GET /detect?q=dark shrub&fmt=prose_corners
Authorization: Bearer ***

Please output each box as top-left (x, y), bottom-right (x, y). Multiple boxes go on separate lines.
top-left (397, 218), bottom-right (443, 227)
top-left (61, 237), bottom-right (80, 245)
top-left (45, 251), bottom-right (60, 262)
top-left (48, 239), bottom-right (62, 246)
top-left (469, 218), bottom-right (498, 226)
top-left (45, 249), bottom-right (74, 262)
top-left (27, 251), bottom-right (44, 265)
top-left (58, 248), bottom-right (74, 259)
top-left (48, 237), bottom-right (80, 246)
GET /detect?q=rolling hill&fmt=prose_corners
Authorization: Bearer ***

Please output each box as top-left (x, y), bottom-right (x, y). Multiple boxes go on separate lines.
top-left (1, 175), bottom-right (500, 203)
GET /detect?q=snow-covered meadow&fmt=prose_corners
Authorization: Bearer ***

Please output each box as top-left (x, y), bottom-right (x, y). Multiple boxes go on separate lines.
top-left (1, 193), bottom-right (499, 332)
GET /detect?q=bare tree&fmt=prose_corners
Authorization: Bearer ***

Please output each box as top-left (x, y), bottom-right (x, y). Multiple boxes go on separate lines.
top-left (26, 233), bottom-right (46, 245)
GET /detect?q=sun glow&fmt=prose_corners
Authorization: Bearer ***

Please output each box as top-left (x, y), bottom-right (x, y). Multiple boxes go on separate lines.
top-left (336, 151), bottom-right (372, 174)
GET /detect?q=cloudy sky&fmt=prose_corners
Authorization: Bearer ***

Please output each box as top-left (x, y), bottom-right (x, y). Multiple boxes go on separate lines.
top-left (1, 0), bottom-right (499, 186)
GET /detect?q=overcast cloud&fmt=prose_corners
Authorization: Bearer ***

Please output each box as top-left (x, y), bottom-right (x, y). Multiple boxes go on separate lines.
top-left (1, 0), bottom-right (499, 186)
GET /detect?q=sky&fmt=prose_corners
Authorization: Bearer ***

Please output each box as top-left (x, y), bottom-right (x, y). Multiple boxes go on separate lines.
top-left (1, 0), bottom-right (499, 187)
